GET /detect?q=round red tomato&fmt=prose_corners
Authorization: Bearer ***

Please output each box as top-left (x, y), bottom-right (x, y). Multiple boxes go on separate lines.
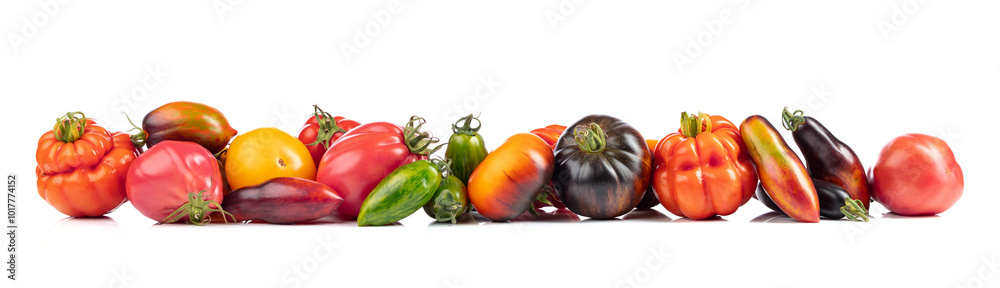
top-left (869, 133), bottom-right (963, 216)
top-left (297, 105), bottom-right (360, 168)
top-left (315, 117), bottom-right (439, 218)
top-left (126, 140), bottom-right (226, 223)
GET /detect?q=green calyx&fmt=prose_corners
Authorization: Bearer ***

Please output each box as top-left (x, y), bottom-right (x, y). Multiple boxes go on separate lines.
top-left (573, 123), bottom-right (607, 154)
top-left (840, 198), bottom-right (871, 222)
top-left (158, 190), bottom-right (235, 225)
top-left (52, 112), bottom-right (88, 143)
top-left (432, 192), bottom-right (463, 224)
top-left (781, 107), bottom-right (807, 132)
top-left (123, 113), bottom-right (147, 149)
top-left (403, 116), bottom-right (444, 155)
top-left (451, 114), bottom-right (482, 136)
top-left (527, 185), bottom-right (557, 218)
top-left (305, 104), bottom-right (348, 150)
top-left (679, 112), bottom-right (713, 138)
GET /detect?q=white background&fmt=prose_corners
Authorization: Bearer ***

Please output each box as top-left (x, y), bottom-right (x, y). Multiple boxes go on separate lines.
top-left (2, 0), bottom-right (997, 287)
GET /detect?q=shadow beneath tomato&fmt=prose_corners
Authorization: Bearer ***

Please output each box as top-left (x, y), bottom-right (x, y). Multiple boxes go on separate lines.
top-left (749, 212), bottom-right (799, 223)
top-left (880, 212), bottom-right (941, 219)
top-left (510, 208), bottom-right (582, 223)
top-left (621, 209), bottom-right (672, 222)
top-left (579, 218), bottom-right (623, 223)
top-left (52, 216), bottom-right (120, 228)
top-left (427, 214), bottom-right (481, 226)
top-left (672, 215), bottom-right (728, 223)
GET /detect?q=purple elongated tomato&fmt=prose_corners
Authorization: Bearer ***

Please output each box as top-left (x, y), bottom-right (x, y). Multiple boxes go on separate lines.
top-left (221, 177), bottom-right (343, 224)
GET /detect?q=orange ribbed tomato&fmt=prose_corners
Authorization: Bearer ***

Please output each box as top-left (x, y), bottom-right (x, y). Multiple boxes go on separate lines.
top-left (653, 112), bottom-right (757, 220)
top-left (36, 112), bottom-right (140, 217)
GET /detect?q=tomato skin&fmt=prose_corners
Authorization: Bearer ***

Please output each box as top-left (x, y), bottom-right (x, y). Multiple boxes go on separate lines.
top-left (315, 122), bottom-right (429, 218)
top-left (634, 139), bottom-right (661, 210)
top-left (530, 125), bottom-right (566, 149)
top-left (225, 128), bottom-right (317, 190)
top-left (740, 115), bottom-right (819, 223)
top-left (529, 124), bottom-right (568, 210)
top-left (222, 177), bottom-right (343, 224)
top-left (468, 133), bottom-right (554, 221)
top-left (126, 141), bottom-right (224, 222)
top-left (142, 101), bottom-right (237, 154)
top-left (36, 118), bottom-right (140, 217)
top-left (654, 114), bottom-right (757, 220)
top-left (554, 115), bottom-right (652, 219)
top-left (870, 134), bottom-right (963, 215)
top-left (298, 113), bottom-right (360, 168)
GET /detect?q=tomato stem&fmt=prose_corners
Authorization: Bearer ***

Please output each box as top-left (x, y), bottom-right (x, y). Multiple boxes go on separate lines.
top-left (305, 104), bottom-right (347, 150)
top-left (403, 116), bottom-right (444, 155)
top-left (433, 192), bottom-right (463, 224)
top-left (781, 107), bottom-right (807, 132)
top-left (840, 198), bottom-right (871, 222)
top-left (451, 114), bottom-right (482, 136)
top-left (52, 112), bottom-right (88, 143)
top-left (123, 113), bottom-right (148, 149)
top-left (573, 123), bottom-right (607, 153)
top-left (158, 190), bottom-right (235, 225)
top-left (679, 112), bottom-right (713, 138)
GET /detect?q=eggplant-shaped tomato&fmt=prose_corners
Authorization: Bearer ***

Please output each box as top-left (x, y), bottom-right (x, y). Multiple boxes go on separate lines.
top-left (297, 105), bottom-right (361, 168)
top-left (423, 174), bottom-right (469, 224)
top-left (444, 114), bottom-right (488, 185)
top-left (553, 115), bottom-right (652, 219)
top-left (634, 139), bottom-right (660, 210)
top-left (316, 116), bottom-right (440, 218)
top-left (357, 159), bottom-right (445, 226)
top-left (653, 113), bottom-right (757, 220)
top-left (740, 115), bottom-right (819, 223)
top-left (132, 101), bottom-right (237, 154)
top-left (757, 178), bottom-right (870, 221)
top-left (782, 108), bottom-right (870, 209)
top-left (468, 133), bottom-right (554, 221)
top-left (221, 177), bottom-right (344, 224)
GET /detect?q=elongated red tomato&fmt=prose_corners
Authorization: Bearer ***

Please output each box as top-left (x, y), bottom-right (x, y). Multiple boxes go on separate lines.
top-left (315, 117), bottom-right (440, 218)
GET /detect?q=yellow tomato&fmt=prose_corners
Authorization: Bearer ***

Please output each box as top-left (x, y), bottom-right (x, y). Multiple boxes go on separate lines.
top-left (225, 127), bottom-right (316, 190)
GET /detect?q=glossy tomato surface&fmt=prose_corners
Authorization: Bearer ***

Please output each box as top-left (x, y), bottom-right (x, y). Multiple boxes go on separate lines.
top-left (126, 141), bottom-right (224, 222)
top-left (870, 133), bottom-right (963, 215)
top-left (226, 128), bottom-right (317, 190)
top-left (468, 133), bottom-right (554, 221)
top-left (298, 113), bottom-right (360, 168)
top-left (315, 122), bottom-right (429, 218)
